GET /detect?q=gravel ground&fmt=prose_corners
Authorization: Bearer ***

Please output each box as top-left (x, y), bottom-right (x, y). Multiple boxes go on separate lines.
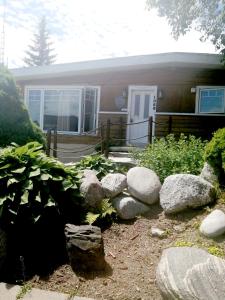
top-left (29, 200), bottom-right (225, 300)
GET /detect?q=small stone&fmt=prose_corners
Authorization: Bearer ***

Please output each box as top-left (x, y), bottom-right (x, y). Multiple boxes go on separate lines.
top-left (173, 225), bottom-right (185, 233)
top-left (151, 227), bottom-right (166, 238)
top-left (200, 209), bottom-right (225, 238)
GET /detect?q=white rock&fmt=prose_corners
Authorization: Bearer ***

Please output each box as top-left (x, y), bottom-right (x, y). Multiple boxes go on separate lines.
top-left (151, 227), bottom-right (166, 238)
top-left (80, 169), bottom-right (104, 208)
top-left (127, 167), bottom-right (161, 205)
top-left (156, 247), bottom-right (225, 300)
top-left (113, 195), bottom-right (150, 220)
top-left (200, 162), bottom-right (218, 184)
top-left (101, 173), bottom-right (127, 198)
top-left (200, 209), bottom-right (225, 238)
top-left (160, 174), bottom-right (215, 214)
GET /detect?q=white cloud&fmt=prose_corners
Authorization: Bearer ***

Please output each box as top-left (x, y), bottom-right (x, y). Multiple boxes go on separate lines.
top-left (2, 0), bottom-right (217, 68)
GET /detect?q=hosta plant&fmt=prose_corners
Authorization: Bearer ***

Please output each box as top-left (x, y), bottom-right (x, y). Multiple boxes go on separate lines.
top-left (0, 142), bottom-right (82, 229)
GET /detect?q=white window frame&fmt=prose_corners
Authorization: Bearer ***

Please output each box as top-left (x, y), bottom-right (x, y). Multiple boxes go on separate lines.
top-left (25, 85), bottom-right (100, 135)
top-left (195, 86), bottom-right (225, 114)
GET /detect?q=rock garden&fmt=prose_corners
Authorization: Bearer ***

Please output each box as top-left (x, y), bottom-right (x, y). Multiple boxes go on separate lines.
top-left (1, 67), bottom-right (225, 300)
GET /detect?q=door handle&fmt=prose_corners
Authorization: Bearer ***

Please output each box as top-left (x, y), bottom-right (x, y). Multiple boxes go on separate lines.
top-left (130, 118), bottom-right (133, 123)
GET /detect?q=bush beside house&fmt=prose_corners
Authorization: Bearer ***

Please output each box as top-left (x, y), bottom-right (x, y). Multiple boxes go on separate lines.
top-left (0, 67), bottom-right (46, 148)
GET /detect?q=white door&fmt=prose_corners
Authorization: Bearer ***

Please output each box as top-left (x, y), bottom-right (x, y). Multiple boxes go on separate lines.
top-left (128, 86), bottom-right (157, 146)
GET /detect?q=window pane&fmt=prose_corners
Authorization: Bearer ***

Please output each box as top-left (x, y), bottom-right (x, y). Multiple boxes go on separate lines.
top-left (43, 89), bottom-right (80, 132)
top-left (134, 95), bottom-right (140, 116)
top-left (199, 89), bottom-right (224, 113)
top-left (84, 88), bottom-right (97, 132)
top-left (28, 90), bottom-right (41, 126)
top-left (144, 95), bottom-right (150, 119)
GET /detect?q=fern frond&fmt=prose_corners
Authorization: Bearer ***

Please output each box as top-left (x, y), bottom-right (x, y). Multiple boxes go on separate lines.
top-left (85, 212), bottom-right (100, 225)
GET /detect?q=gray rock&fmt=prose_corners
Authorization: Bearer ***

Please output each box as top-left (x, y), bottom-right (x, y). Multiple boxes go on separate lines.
top-left (101, 173), bottom-right (127, 198)
top-left (151, 227), bottom-right (166, 238)
top-left (127, 167), bottom-right (161, 205)
top-left (156, 247), bottom-right (225, 300)
top-left (160, 174), bottom-right (215, 214)
top-left (200, 162), bottom-right (218, 184)
top-left (113, 194), bottom-right (150, 220)
top-left (80, 169), bottom-right (104, 208)
top-left (200, 209), bottom-right (225, 238)
top-left (65, 224), bottom-right (105, 271)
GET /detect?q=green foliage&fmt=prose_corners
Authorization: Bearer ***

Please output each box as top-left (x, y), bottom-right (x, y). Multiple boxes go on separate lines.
top-left (0, 142), bottom-right (81, 229)
top-left (132, 134), bottom-right (207, 182)
top-left (0, 67), bottom-right (46, 147)
top-left (146, 0), bottom-right (225, 59)
top-left (85, 199), bottom-right (116, 226)
top-left (75, 154), bottom-right (122, 179)
top-left (24, 16), bottom-right (56, 66)
top-left (16, 283), bottom-right (32, 300)
top-left (204, 127), bottom-right (225, 180)
top-left (207, 245), bottom-right (224, 257)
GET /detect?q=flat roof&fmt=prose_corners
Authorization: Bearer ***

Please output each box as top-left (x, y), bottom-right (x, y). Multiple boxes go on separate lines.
top-left (11, 52), bottom-right (223, 81)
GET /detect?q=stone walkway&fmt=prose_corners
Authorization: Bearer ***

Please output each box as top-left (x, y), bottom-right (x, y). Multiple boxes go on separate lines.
top-left (0, 283), bottom-right (94, 300)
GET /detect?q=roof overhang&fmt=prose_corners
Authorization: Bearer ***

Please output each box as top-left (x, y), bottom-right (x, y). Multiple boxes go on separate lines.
top-left (11, 52), bottom-right (224, 81)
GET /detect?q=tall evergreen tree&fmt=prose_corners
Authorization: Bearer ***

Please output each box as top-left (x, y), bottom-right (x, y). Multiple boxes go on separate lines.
top-left (24, 16), bottom-right (56, 67)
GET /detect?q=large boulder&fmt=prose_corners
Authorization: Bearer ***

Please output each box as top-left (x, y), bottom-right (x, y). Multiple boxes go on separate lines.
top-left (101, 173), bottom-right (127, 198)
top-left (200, 162), bottom-right (218, 184)
top-left (156, 247), bottom-right (225, 300)
top-left (127, 167), bottom-right (161, 205)
top-left (160, 174), bottom-right (215, 214)
top-left (65, 224), bottom-right (105, 271)
top-left (200, 209), bottom-right (225, 238)
top-left (80, 170), bottom-right (105, 208)
top-left (113, 194), bottom-right (150, 220)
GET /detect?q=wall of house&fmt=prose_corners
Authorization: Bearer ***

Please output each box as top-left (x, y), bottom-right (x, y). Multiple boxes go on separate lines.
top-left (17, 66), bottom-right (225, 144)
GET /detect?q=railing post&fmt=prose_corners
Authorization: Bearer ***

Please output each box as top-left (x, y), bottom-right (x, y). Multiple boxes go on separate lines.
top-left (46, 129), bottom-right (51, 156)
top-left (148, 116), bottom-right (153, 144)
top-left (53, 127), bottom-right (57, 158)
top-left (100, 123), bottom-right (105, 154)
top-left (119, 117), bottom-right (123, 146)
top-left (104, 119), bottom-right (110, 158)
top-left (168, 116), bottom-right (172, 134)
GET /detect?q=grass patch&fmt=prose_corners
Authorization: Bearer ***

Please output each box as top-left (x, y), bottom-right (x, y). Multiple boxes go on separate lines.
top-left (16, 283), bottom-right (32, 300)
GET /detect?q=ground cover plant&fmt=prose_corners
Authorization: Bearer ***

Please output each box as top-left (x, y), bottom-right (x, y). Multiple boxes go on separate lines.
top-left (0, 67), bottom-right (46, 147)
top-left (132, 134), bottom-right (207, 182)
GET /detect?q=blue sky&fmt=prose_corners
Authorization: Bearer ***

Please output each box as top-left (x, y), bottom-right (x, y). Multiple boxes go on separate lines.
top-left (1, 0), bottom-right (217, 68)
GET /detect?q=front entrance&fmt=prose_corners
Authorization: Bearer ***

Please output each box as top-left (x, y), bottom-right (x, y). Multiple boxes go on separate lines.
top-left (127, 86), bottom-right (157, 146)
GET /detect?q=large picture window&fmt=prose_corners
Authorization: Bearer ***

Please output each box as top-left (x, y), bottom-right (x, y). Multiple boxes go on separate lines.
top-left (26, 86), bottom-right (99, 134)
top-left (197, 87), bottom-right (225, 114)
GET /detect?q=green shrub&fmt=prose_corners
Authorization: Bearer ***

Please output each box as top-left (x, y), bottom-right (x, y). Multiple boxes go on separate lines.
top-left (0, 142), bottom-right (82, 229)
top-left (0, 67), bottom-right (46, 147)
top-left (204, 128), bottom-right (225, 180)
top-left (132, 134), bottom-right (207, 182)
top-left (74, 154), bottom-right (122, 179)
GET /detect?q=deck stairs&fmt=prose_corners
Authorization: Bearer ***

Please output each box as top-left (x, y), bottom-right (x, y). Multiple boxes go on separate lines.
top-left (108, 146), bottom-right (139, 167)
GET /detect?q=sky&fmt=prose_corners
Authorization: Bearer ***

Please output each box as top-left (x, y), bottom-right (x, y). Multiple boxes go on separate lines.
top-left (0, 0), bottom-right (217, 68)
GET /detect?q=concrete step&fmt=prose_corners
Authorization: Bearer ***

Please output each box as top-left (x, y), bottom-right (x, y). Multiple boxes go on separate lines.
top-left (109, 146), bottom-right (136, 152)
top-left (108, 156), bottom-right (136, 167)
top-left (0, 283), bottom-right (94, 300)
top-left (109, 151), bottom-right (131, 158)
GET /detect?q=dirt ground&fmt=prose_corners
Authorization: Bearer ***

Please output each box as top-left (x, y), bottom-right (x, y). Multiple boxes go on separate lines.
top-left (29, 200), bottom-right (225, 300)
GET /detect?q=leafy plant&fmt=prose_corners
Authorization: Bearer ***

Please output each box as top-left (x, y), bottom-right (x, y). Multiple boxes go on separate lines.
top-left (204, 127), bottom-right (225, 182)
top-left (16, 282), bottom-right (32, 300)
top-left (75, 154), bottom-right (122, 179)
top-left (0, 67), bottom-right (46, 147)
top-left (85, 199), bottom-right (116, 226)
top-left (132, 134), bottom-right (207, 182)
top-left (0, 142), bottom-right (82, 229)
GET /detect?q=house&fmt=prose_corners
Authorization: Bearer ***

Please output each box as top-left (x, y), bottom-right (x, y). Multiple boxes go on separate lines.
top-left (11, 52), bottom-right (225, 148)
